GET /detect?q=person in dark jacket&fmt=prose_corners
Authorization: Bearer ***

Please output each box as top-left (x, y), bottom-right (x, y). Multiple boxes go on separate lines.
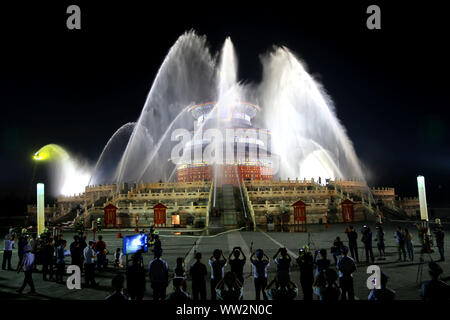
top-left (345, 226), bottom-right (359, 262)
top-left (42, 238), bottom-right (55, 281)
top-left (296, 245), bottom-right (314, 300)
top-left (126, 254), bottom-right (146, 300)
top-left (361, 225), bottom-right (374, 263)
top-left (189, 252), bottom-right (207, 300)
top-left (228, 247), bottom-right (246, 285)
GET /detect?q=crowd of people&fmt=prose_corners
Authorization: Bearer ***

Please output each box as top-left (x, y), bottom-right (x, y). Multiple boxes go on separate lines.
top-left (1, 221), bottom-right (449, 300)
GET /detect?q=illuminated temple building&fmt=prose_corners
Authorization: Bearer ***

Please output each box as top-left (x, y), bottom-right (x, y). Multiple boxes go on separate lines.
top-left (176, 101), bottom-right (274, 185)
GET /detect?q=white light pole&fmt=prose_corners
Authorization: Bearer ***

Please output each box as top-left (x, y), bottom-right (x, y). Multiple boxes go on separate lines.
top-left (417, 175), bottom-right (430, 236)
top-left (37, 183), bottom-right (45, 236)
top-left (417, 175), bottom-right (428, 221)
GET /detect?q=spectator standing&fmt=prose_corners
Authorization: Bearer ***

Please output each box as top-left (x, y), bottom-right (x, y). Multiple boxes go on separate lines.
top-left (209, 249), bottom-right (227, 300)
top-left (174, 257), bottom-right (187, 291)
top-left (114, 248), bottom-right (123, 269)
top-left (322, 269), bottom-right (341, 301)
top-left (2, 235), bottom-right (14, 270)
top-left (375, 226), bottom-right (386, 260)
top-left (273, 247), bottom-right (291, 278)
top-left (405, 228), bottom-right (414, 261)
top-left (70, 236), bottom-right (83, 271)
top-left (94, 235), bottom-right (107, 271)
top-left (228, 247), bottom-right (246, 285)
top-left (17, 236), bottom-right (28, 269)
top-left (395, 226), bottom-right (407, 262)
top-left (336, 246), bottom-right (357, 300)
top-left (314, 249), bottom-right (330, 277)
top-left (148, 249), bottom-right (169, 300)
top-left (42, 238), bottom-right (55, 281)
top-left (250, 249), bottom-right (270, 300)
top-left (16, 244), bottom-right (36, 294)
top-left (126, 254), bottom-right (146, 300)
top-left (189, 252), bottom-right (207, 301)
top-left (345, 225), bottom-right (359, 262)
top-left (434, 226), bottom-right (445, 262)
top-left (361, 225), bottom-right (375, 263)
top-left (331, 237), bottom-right (344, 264)
top-left (55, 239), bottom-right (67, 284)
top-left (296, 245), bottom-right (314, 300)
top-left (83, 240), bottom-right (97, 287)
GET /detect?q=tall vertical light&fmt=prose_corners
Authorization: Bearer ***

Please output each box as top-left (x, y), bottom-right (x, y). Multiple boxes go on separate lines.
top-left (417, 175), bottom-right (428, 221)
top-left (37, 183), bottom-right (45, 235)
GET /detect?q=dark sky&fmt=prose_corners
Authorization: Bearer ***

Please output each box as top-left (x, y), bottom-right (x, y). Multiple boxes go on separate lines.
top-left (1, 1), bottom-right (449, 210)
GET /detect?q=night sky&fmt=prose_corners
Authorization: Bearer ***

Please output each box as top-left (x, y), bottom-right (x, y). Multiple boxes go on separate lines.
top-left (1, 1), bottom-right (449, 213)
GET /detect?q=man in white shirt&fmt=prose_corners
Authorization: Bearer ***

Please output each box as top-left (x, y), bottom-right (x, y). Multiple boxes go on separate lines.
top-left (17, 244), bottom-right (36, 294)
top-left (2, 235), bottom-right (14, 270)
top-left (83, 240), bottom-right (97, 287)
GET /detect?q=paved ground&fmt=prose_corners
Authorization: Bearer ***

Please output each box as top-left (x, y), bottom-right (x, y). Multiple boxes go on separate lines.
top-left (1, 221), bottom-right (448, 300)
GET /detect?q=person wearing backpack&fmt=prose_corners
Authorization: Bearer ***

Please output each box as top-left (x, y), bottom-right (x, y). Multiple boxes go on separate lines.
top-left (148, 248), bottom-right (169, 300)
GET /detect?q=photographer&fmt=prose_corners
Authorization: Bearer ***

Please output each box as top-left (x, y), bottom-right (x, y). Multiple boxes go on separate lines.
top-left (273, 247), bottom-right (291, 278)
top-left (250, 249), bottom-right (270, 300)
top-left (228, 246), bottom-right (246, 285)
top-left (361, 225), bottom-right (374, 263)
top-left (296, 245), bottom-right (314, 300)
top-left (209, 249), bottom-right (227, 300)
top-left (314, 249), bottom-right (330, 277)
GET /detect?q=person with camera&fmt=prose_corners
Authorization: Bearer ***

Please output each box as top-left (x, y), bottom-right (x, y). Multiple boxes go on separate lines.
top-left (273, 247), bottom-right (291, 278)
top-left (296, 245), bottom-right (314, 300)
top-left (361, 225), bottom-right (375, 263)
top-left (228, 246), bottom-right (246, 285)
top-left (250, 249), bottom-right (270, 300)
top-left (314, 249), bottom-right (330, 278)
top-left (209, 249), bottom-right (227, 300)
